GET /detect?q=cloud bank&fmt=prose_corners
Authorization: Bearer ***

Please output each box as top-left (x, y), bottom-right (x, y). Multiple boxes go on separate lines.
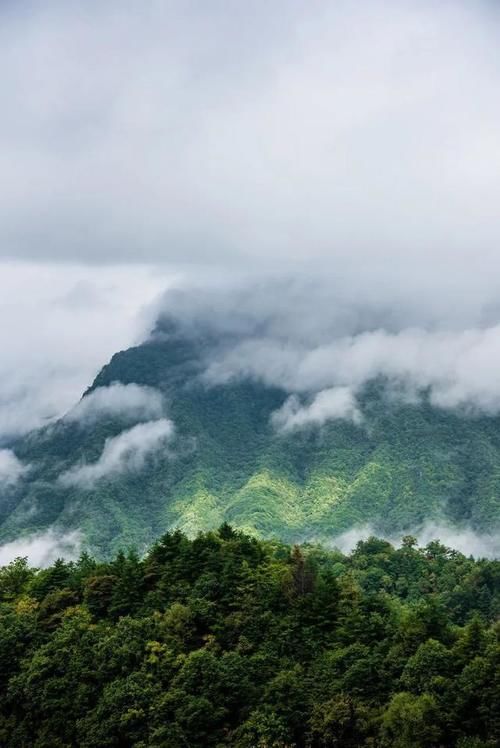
top-left (332, 523), bottom-right (500, 559)
top-left (64, 383), bottom-right (164, 425)
top-left (0, 0), bottom-right (500, 299)
top-left (0, 449), bottom-right (28, 486)
top-left (3, 1), bottom-right (500, 437)
top-left (205, 323), bottom-right (500, 419)
top-left (150, 278), bottom-right (500, 424)
top-left (58, 418), bottom-right (174, 489)
top-left (0, 262), bottom-right (170, 441)
top-left (272, 388), bottom-right (363, 431)
top-left (0, 529), bottom-right (81, 567)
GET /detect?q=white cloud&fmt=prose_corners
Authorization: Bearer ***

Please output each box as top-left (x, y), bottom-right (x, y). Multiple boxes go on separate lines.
top-left (0, 0), bottom-right (500, 296)
top-left (416, 524), bottom-right (500, 559)
top-left (58, 418), bottom-right (174, 489)
top-left (272, 387), bottom-right (362, 431)
top-left (201, 317), bottom-right (500, 422)
top-left (64, 382), bottom-right (164, 425)
top-left (332, 523), bottom-right (500, 559)
top-left (0, 449), bottom-right (28, 486)
top-left (290, 325), bottom-right (500, 414)
top-left (0, 262), bottom-right (173, 440)
top-left (2, 2), bottom-right (500, 437)
top-left (0, 529), bottom-right (81, 567)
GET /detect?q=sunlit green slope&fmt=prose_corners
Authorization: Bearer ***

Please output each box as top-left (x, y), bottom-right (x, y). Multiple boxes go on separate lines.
top-left (2, 328), bottom-right (500, 556)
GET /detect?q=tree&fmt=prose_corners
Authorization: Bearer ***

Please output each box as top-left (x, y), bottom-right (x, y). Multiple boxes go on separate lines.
top-left (381, 692), bottom-right (442, 747)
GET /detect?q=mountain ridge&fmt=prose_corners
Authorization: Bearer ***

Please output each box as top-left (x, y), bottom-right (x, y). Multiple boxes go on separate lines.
top-left (2, 324), bottom-right (500, 557)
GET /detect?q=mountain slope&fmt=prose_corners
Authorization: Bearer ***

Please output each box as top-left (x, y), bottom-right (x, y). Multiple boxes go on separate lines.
top-left (2, 327), bottom-right (500, 556)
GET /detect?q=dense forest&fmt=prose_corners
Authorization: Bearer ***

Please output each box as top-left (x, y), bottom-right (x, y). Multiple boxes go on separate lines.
top-left (5, 330), bottom-right (500, 557)
top-left (0, 526), bottom-right (498, 746)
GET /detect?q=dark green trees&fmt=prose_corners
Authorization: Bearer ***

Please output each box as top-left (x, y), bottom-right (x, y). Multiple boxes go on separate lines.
top-left (0, 528), bottom-right (498, 746)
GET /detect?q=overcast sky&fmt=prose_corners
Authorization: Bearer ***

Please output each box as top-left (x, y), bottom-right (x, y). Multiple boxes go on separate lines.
top-left (2, 0), bottom-right (500, 437)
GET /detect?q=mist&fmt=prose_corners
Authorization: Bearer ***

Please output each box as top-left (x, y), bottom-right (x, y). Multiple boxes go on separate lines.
top-left (0, 449), bottom-right (28, 486)
top-left (64, 383), bottom-right (165, 426)
top-left (1, 1), bottom-right (500, 302)
top-left (58, 418), bottom-right (174, 489)
top-left (0, 529), bottom-right (81, 567)
top-left (0, 262), bottom-right (169, 441)
top-left (2, 1), bottom-right (500, 434)
top-left (1, 2), bottom-right (500, 558)
top-left (332, 523), bottom-right (500, 559)
top-left (147, 276), bottom-right (500, 424)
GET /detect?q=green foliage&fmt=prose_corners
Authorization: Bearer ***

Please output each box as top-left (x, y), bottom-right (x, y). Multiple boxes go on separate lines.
top-left (0, 527), bottom-right (498, 746)
top-left (3, 334), bottom-right (500, 555)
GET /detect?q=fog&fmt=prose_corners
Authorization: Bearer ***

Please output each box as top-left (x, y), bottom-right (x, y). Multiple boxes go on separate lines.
top-left (332, 523), bottom-right (500, 559)
top-left (0, 449), bottom-right (28, 486)
top-left (0, 529), bottom-right (81, 567)
top-left (3, 1), bottom-right (500, 432)
top-left (1, 1), bottom-right (500, 293)
top-left (64, 383), bottom-right (165, 425)
top-left (0, 262), bottom-right (170, 441)
top-left (58, 418), bottom-right (174, 489)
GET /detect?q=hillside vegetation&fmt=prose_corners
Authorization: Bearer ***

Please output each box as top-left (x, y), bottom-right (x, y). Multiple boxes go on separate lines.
top-left (2, 330), bottom-right (500, 555)
top-left (0, 527), bottom-right (498, 746)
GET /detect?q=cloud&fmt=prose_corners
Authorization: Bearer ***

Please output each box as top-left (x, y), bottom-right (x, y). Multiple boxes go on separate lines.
top-left (0, 529), bottom-right (81, 567)
top-left (153, 279), bottom-right (500, 422)
top-left (272, 387), bottom-right (362, 431)
top-left (64, 383), bottom-right (164, 425)
top-left (0, 0), bottom-right (499, 300)
top-left (2, 2), bottom-right (500, 436)
top-left (0, 262), bottom-right (171, 441)
top-left (206, 324), bottom-right (500, 416)
top-left (332, 523), bottom-right (500, 559)
top-left (58, 418), bottom-right (174, 489)
top-left (0, 449), bottom-right (28, 486)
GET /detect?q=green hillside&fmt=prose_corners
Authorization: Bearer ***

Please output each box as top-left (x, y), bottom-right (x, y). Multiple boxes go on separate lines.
top-left (2, 328), bottom-right (500, 556)
top-left (0, 528), bottom-right (499, 746)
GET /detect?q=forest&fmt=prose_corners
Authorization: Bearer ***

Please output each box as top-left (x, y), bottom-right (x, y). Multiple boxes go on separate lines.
top-left (0, 526), bottom-right (498, 747)
top-left (4, 331), bottom-right (500, 558)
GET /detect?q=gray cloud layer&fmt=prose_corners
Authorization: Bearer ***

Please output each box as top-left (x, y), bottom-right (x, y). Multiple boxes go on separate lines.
top-left (1, 1), bottom-right (500, 300)
top-left (2, 2), bottom-right (500, 436)
top-left (152, 277), bottom-right (500, 422)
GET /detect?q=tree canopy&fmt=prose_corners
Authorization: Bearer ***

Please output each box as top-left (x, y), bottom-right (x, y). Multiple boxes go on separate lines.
top-left (0, 527), bottom-right (498, 746)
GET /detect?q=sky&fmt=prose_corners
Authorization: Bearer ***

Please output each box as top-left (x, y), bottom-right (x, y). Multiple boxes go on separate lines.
top-left (2, 0), bottom-right (500, 438)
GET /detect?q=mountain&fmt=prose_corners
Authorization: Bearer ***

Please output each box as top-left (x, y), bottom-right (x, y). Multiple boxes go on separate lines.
top-left (2, 323), bottom-right (500, 557)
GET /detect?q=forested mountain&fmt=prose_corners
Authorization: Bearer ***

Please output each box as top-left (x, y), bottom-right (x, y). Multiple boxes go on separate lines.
top-left (0, 528), bottom-right (498, 746)
top-left (2, 323), bottom-right (500, 557)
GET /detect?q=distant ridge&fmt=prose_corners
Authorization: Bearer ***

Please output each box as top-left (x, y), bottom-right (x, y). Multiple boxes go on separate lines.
top-left (2, 321), bottom-right (500, 557)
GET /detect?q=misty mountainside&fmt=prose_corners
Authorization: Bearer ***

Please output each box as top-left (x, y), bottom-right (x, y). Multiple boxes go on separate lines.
top-left (3, 322), bottom-right (500, 557)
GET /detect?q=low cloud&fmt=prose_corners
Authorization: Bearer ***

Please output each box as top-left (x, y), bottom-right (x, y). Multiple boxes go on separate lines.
top-left (0, 262), bottom-right (171, 441)
top-left (0, 449), bottom-right (28, 486)
top-left (205, 324), bottom-right (500, 412)
top-left (0, 529), bottom-right (81, 567)
top-left (272, 387), bottom-right (362, 431)
top-left (168, 279), bottom-right (500, 424)
top-left (332, 523), bottom-right (500, 559)
top-left (64, 383), bottom-right (164, 425)
top-left (3, 0), bottom-right (500, 440)
top-left (2, 0), bottom-right (500, 293)
top-left (58, 418), bottom-right (174, 489)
